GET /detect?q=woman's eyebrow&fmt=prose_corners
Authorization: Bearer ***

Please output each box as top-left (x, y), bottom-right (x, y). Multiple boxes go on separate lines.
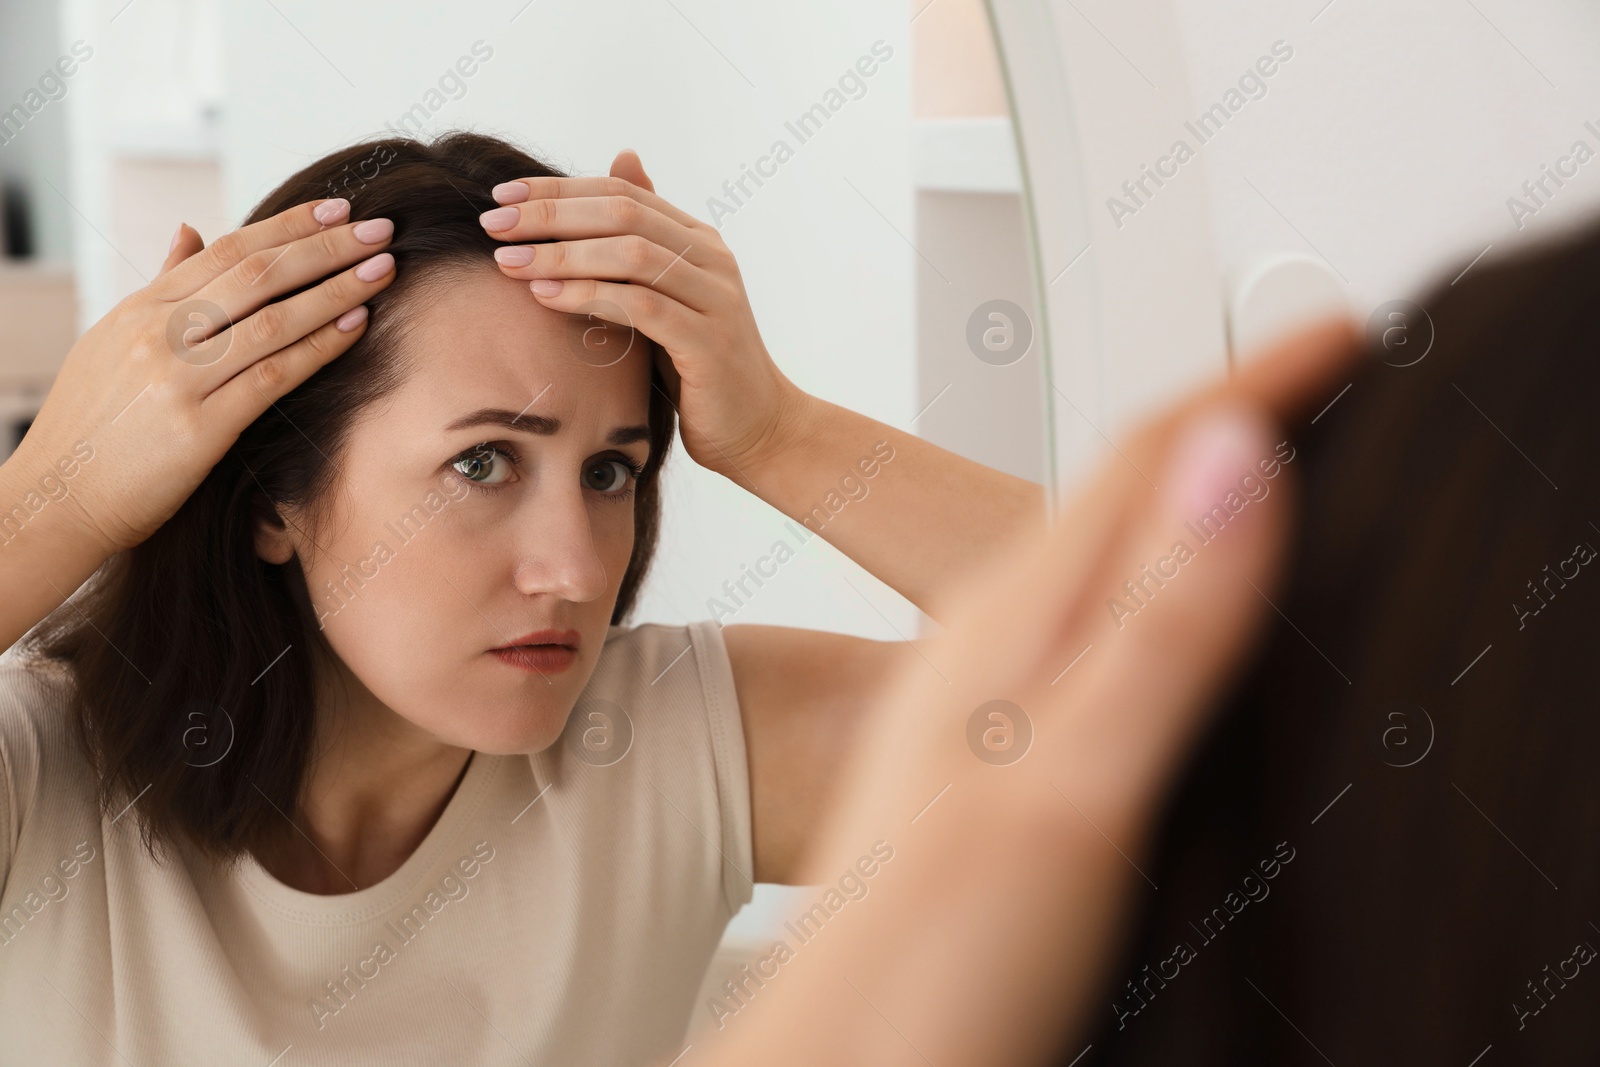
top-left (443, 408), bottom-right (650, 446)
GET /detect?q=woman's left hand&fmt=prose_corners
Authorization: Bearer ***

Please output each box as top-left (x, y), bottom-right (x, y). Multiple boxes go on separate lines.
top-left (479, 149), bottom-right (804, 482)
top-left (676, 317), bottom-right (1361, 1067)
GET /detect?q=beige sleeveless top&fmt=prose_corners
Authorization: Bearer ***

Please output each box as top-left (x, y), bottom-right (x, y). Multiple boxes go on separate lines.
top-left (0, 620), bottom-right (753, 1065)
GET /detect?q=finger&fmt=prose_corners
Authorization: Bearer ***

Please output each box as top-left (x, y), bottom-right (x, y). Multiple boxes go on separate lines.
top-left (525, 276), bottom-right (700, 353)
top-left (1035, 406), bottom-right (1294, 818)
top-left (149, 196), bottom-right (354, 302)
top-left (1002, 315), bottom-right (1359, 637)
top-left (653, 341), bottom-right (682, 404)
top-left (826, 402), bottom-right (1280, 820)
top-left (1109, 315), bottom-right (1361, 504)
top-left (610, 148), bottom-right (655, 194)
top-left (186, 250), bottom-right (397, 395)
top-left (1037, 397), bottom-right (1295, 702)
top-left (201, 304), bottom-right (371, 430)
top-left (190, 216), bottom-right (394, 334)
top-left (481, 177), bottom-right (707, 243)
top-left (494, 173), bottom-right (695, 229)
top-left (1187, 315), bottom-right (1362, 429)
top-left (847, 409), bottom-right (1293, 906)
top-left (1017, 411), bottom-right (1282, 706)
top-left (493, 235), bottom-right (711, 310)
top-left (1111, 316), bottom-right (1359, 475)
top-left (157, 223), bottom-right (202, 277)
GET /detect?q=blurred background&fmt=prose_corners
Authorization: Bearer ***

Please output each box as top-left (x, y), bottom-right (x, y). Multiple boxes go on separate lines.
top-left (2, 0), bottom-right (1598, 1045)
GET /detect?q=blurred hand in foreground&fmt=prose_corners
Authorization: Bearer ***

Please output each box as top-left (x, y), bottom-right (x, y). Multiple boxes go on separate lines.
top-left (682, 317), bottom-right (1363, 1067)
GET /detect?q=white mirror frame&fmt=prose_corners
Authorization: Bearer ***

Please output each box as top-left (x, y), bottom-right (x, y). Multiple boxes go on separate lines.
top-left (985, 0), bottom-right (1228, 507)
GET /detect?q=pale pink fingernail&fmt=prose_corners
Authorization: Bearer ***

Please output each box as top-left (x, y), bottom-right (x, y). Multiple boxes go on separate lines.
top-left (1161, 407), bottom-right (1274, 522)
top-left (335, 305), bottom-right (369, 332)
top-left (494, 246), bottom-right (534, 267)
top-left (530, 279), bottom-right (563, 296)
top-left (492, 181), bottom-right (529, 205)
top-left (352, 218), bottom-right (394, 244)
top-left (355, 252), bottom-right (395, 282)
top-left (314, 198), bottom-right (350, 224)
top-left (479, 206), bottom-right (520, 231)
top-left (168, 223), bottom-right (185, 255)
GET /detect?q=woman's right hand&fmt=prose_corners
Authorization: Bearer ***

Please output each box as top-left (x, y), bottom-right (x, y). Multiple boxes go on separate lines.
top-left (8, 196), bottom-right (397, 560)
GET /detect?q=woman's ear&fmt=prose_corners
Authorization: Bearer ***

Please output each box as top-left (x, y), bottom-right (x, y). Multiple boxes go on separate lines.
top-left (252, 496), bottom-right (297, 565)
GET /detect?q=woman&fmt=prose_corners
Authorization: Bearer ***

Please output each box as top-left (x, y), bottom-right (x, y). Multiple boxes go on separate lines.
top-left (0, 131), bottom-right (1041, 1063)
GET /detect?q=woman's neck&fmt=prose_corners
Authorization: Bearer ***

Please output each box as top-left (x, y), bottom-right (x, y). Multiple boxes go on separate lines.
top-left (253, 655), bottom-right (475, 895)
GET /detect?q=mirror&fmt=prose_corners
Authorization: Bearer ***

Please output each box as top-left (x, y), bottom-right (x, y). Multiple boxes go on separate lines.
top-left (0, 0), bottom-right (1051, 1055)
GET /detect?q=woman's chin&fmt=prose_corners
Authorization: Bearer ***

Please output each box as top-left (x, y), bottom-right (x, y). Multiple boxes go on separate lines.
top-left (479, 716), bottom-right (573, 756)
top-left (412, 702), bottom-right (573, 757)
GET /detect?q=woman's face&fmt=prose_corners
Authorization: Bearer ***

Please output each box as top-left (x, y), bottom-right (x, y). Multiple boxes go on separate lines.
top-left (257, 266), bottom-right (654, 755)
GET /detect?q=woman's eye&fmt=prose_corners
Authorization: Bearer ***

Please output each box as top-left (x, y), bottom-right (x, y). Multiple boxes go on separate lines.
top-left (584, 458), bottom-right (635, 495)
top-left (452, 446), bottom-right (514, 485)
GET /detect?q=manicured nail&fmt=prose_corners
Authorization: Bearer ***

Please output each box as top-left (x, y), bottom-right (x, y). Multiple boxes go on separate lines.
top-left (479, 206), bottom-right (520, 231)
top-left (168, 223), bottom-right (185, 255)
top-left (314, 198), bottom-right (350, 225)
top-left (492, 181), bottom-right (529, 205)
top-left (355, 252), bottom-right (395, 282)
top-left (530, 279), bottom-right (563, 296)
top-left (494, 246), bottom-right (534, 267)
top-left (335, 305), bottom-right (369, 332)
top-left (352, 218), bottom-right (394, 244)
top-left (1161, 407), bottom-right (1273, 521)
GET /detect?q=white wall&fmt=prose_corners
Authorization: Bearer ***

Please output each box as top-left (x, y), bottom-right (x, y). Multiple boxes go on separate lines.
top-left (1172, 0), bottom-right (1600, 323)
top-left (56, 0), bottom-right (225, 319)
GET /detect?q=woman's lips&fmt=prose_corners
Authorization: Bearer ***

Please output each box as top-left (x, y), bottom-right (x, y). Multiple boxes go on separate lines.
top-left (492, 628), bottom-right (581, 651)
top-left (487, 644), bottom-right (578, 674)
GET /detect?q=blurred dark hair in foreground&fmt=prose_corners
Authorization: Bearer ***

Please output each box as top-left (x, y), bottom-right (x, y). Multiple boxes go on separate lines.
top-left (1077, 217), bottom-right (1600, 1063)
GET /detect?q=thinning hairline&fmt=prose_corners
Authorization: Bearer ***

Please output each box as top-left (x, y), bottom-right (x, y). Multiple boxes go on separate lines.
top-left (381, 260), bottom-right (654, 449)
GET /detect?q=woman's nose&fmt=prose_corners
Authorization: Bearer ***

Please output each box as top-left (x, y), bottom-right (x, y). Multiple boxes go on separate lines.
top-left (510, 489), bottom-right (611, 603)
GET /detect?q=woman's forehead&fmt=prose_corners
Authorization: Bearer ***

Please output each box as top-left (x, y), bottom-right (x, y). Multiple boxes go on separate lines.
top-left (383, 268), bottom-right (652, 424)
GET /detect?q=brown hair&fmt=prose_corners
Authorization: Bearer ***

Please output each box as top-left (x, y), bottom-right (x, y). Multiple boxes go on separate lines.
top-left (1076, 217), bottom-right (1600, 1062)
top-left (24, 131), bottom-right (677, 864)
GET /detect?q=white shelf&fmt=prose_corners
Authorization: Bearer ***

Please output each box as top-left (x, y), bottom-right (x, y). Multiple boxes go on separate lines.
top-left (913, 116), bottom-right (1022, 194)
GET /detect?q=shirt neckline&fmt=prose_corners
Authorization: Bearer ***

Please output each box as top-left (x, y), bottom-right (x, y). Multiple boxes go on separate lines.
top-left (231, 748), bottom-right (504, 925)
